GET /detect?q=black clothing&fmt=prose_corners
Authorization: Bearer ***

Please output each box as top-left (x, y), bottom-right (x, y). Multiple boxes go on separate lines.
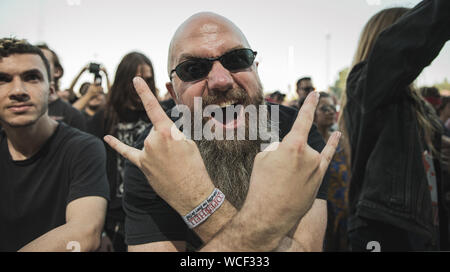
top-left (0, 123), bottom-right (109, 251)
top-left (348, 218), bottom-right (435, 251)
top-left (344, 0), bottom-right (450, 250)
top-left (123, 103), bottom-right (329, 249)
top-left (82, 110), bottom-right (92, 123)
top-left (160, 99), bottom-right (176, 112)
top-left (48, 98), bottom-right (87, 132)
top-left (87, 108), bottom-right (150, 251)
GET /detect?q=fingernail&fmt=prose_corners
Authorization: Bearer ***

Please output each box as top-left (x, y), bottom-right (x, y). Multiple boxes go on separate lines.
top-left (315, 91), bottom-right (320, 101)
top-left (133, 77), bottom-right (141, 87)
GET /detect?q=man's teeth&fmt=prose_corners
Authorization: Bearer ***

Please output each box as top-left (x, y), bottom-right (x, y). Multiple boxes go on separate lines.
top-left (219, 100), bottom-right (237, 108)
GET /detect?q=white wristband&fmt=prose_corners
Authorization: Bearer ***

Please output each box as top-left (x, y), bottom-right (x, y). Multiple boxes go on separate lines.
top-left (183, 188), bottom-right (225, 229)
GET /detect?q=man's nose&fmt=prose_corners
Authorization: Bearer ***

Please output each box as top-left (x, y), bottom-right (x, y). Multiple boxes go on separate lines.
top-left (206, 61), bottom-right (233, 93)
top-left (9, 78), bottom-right (29, 101)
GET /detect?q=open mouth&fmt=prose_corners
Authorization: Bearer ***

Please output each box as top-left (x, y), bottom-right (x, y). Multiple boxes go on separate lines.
top-left (209, 100), bottom-right (245, 130)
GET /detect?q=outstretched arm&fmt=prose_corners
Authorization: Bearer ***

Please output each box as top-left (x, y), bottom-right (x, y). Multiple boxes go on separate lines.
top-left (350, 0), bottom-right (450, 111)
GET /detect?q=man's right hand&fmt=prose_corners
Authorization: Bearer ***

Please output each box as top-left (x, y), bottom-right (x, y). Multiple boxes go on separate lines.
top-left (104, 77), bottom-right (215, 216)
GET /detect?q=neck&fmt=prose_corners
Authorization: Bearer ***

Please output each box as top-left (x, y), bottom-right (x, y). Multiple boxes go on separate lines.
top-left (317, 124), bottom-right (331, 142)
top-left (85, 107), bottom-right (96, 116)
top-left (2, 115), bottom-right (58, 161)
top-left (440, 114), bottom-right (449, 123)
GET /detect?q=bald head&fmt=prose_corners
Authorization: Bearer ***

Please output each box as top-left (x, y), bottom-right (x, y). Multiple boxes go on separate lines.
top-left (167, 12), bottom-right (251, 76)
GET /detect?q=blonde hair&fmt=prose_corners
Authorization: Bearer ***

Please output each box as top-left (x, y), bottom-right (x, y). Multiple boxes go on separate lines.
top-left (339, 7), bottom-right (442, 171)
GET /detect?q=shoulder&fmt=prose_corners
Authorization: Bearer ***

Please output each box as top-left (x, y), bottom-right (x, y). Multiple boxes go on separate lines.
top-left (346, 61), bottom-right (368, 98)
top-left (57, 123), bottom-right (105, 153)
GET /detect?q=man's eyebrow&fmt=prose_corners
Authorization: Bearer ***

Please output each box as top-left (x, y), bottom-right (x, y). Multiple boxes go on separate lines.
top-left (21, 69), bottom-right (45, 78)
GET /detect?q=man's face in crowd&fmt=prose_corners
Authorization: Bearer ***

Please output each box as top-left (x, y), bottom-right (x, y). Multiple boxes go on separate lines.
top-left (0, 54), bottom-right (51, 128)
top-left (165, 13), bottom-right (266, 208)
top-left (297, 79), bottom-right (315, 100)
top-left (167, 13), bottom-right (264, 125)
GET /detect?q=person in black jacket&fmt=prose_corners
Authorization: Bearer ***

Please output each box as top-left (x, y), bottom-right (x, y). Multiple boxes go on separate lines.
top-left (339, 0), bottom-right (450, 251)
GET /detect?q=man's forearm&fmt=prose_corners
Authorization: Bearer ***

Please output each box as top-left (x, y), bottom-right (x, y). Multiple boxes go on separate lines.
top-left (18, 222), bottom-right (101, 252)
top-left (199, 204), bottom-right (286, 252)
top-left (193, 200), bottom-right (237, 243)
top-left (275, 237), bottom-right (308, 252)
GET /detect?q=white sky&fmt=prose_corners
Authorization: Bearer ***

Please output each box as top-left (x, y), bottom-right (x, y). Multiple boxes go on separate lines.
top-left (1, 0), bottom-right (449, 99)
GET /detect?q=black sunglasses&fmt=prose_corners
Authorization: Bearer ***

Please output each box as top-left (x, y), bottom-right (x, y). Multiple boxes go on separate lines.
top-left (170, 48), bottom-right (257, 82)
top-left (319, 105), bottom-right (337, 113)
top-left (301, 87), bottom-right (315, 93)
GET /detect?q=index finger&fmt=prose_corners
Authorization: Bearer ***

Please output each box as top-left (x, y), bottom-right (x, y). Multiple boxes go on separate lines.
top-left (133, 77), bottom-right (173, 129)
top-left (283, 91), bottom-right (320, 146)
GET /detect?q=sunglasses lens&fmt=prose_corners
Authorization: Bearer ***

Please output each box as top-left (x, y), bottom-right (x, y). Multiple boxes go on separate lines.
top-left (222, 49), bottom-right (256, 71)
top-left (176, 60), bottom-right (211, 82)
top-left (174, 49), bottom-right (256, 82)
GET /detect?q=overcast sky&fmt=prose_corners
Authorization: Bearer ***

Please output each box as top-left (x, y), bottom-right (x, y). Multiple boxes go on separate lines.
top-left (1, 0), bottom-right (449, 99)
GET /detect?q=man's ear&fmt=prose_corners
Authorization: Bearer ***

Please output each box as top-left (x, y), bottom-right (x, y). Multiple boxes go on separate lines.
top-left (166, 82), bottom-right (179, 104)
top-left (49, 81), bottom-right (56, 95)
top-left (54, 67), bottom-right (63, 80)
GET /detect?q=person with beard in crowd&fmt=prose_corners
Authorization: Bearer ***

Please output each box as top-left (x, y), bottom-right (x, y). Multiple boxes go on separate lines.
top-left (36, 44), bottom-right (86, 131)
top-left (339, 1), bottom-right (450, 251)
top-left (0, 38), bottom-right (109, 251)
top-left (87, 52), bottom-right (158, 252)
top-left (112, 12), bottom-right (332, 252)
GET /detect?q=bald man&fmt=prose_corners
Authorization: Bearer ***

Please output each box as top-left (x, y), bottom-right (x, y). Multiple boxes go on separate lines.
top-left (120, 12), bottom-right (332, 252)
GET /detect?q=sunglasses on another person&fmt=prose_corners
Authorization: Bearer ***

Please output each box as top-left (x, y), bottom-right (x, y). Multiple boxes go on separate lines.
top-left (319, 105), bottom-right (337, 113)
top-left (170, 48), bottom-right (257, 82)
top-left (301, 87), bottom-right (315, 93)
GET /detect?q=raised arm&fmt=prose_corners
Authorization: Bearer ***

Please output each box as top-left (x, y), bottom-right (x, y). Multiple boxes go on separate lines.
top-left (351, 0), bottom-right (450, 111)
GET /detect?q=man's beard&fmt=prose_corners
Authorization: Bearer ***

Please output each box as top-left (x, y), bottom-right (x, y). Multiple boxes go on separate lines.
top-left (192, 85), bottom-right (269, 210)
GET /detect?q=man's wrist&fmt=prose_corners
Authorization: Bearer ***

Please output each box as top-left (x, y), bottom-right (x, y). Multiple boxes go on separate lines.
top-left (183, 188), bottom-right (225, 229)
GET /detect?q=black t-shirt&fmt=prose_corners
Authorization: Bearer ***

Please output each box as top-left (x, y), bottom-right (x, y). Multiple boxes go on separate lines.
top-left (0, 123), bottom-right (110, 251)
top-left (48, 98), bottom-right (87, 132)
top-left (87, 108), bottom-right (150, 229)
top-left (123, 103), bottom-right (329, 249)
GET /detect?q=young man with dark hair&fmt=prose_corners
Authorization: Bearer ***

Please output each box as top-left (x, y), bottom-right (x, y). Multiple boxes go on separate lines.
top-left (295, 77), bottom-right (316, 108)
top-left (0, 38), bottom-right (109, 251)
top-left (36, 44), bottom-right (87, 131)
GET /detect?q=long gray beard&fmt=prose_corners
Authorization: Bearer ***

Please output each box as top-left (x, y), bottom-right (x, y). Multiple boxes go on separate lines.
top-left (195, 115), bottom-right (279, 210)
top-left (196, 137), bottom-right (261, 210)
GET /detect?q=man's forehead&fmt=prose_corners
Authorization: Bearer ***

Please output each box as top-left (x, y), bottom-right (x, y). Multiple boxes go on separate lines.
top-left (40, 48), bottom-right (54, 64)
top-left (169, 13), bottom-right (250, 68)
top-left (0, 54), bottom-right (46, 73)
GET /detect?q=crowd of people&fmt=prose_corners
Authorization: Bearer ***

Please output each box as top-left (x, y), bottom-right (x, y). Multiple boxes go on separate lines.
top-left (0, 0), bottom-right (449, 252)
